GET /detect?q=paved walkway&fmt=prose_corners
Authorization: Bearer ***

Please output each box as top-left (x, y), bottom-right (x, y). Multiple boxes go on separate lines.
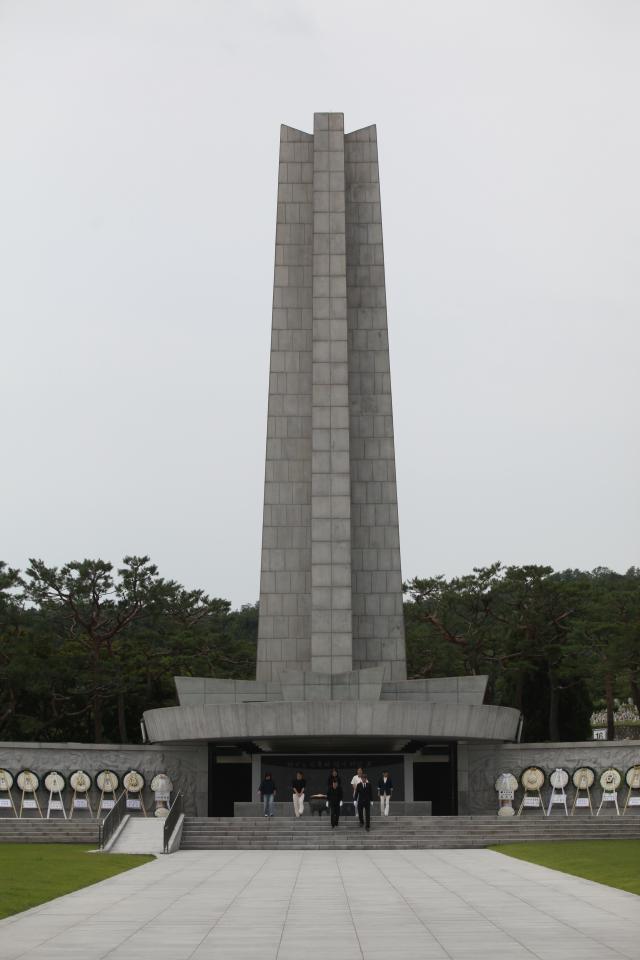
top-left (1, 850), bottom-right (639, 959)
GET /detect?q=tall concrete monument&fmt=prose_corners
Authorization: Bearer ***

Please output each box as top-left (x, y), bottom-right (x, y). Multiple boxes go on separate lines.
top-left (143, 115), bottom-right (520, 815)
top-left (258, 112), bottom-right (405, 688)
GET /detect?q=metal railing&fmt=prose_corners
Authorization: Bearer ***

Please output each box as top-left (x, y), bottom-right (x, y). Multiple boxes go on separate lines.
top-left (163, 792), bottom-right (183, 853)
top-left (99, 791), bottom-right (127, 850)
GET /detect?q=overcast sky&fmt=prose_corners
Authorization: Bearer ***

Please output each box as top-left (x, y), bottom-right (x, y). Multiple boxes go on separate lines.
top-left (1, 0), bottom-right (638, 607)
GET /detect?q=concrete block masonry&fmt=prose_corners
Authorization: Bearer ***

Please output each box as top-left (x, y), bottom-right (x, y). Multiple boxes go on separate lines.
top-left (258, 113), bottom-right (407, 686)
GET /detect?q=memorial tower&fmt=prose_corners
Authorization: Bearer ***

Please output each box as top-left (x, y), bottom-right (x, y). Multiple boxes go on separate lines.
top-left (143, 114), bottom-right (519, 816)
top-left (257, 113), bottom-right (405, 687)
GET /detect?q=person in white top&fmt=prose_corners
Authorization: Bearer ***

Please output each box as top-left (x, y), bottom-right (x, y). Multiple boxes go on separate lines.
top-left (350, 767), bottom-right (363, 817)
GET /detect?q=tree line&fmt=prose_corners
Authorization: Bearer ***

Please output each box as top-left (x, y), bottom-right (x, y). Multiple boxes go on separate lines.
top-left (1, 558), bottom-right (638, 744)
top-left (404, 564), bottom-right (640, 742)
top-left (0, 557), bottom-right (257, 744)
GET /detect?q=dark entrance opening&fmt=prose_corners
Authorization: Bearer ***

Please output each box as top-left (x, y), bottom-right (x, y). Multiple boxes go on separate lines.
top-left (208, 747), bottom-right (252, 816)
top-left (260, 754), bottom-right (405, 801)
top-left (412, 743), bottom-right (458, 815)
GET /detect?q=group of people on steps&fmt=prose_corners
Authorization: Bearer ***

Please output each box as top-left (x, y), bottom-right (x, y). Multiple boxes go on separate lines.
top-left (258, 766), bottom-right (394, 830)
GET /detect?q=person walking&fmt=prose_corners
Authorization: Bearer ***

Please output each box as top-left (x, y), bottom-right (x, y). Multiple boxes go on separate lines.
top-left (292, 771), bottom-right (306, 818)
top-left (327, 767), bottom-right (341, 790)
top-left (377, 770), bottom-right (393, 816)
top-left (355, 772), bottom-right (374, 831)
top-left (259, 772), bottom-right (276, 817)
top-left (350, 766), bottom-right (363, 819)
top-left (327, 777), bottom-right (343, 828)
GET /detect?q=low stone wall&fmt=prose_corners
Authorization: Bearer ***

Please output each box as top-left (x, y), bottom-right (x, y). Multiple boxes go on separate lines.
top-left (0, 741), bottom-right (208, 817)
top-left (5, 738), bottom-right (639, 820)
top-left (458, 740), bottom-right (640, 815)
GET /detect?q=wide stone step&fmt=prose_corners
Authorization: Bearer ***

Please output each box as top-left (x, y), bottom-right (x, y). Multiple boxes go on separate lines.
top-left (180, 814), bottom-right (640, 849)
top-left (0, 821), bottom-right (99, 843)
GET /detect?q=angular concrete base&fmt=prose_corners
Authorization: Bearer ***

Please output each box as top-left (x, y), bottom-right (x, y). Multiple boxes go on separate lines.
top-left (144, 699), bottom-right (520, 745)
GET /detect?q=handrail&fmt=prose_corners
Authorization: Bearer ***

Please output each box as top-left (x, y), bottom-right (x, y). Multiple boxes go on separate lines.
top-left (99, 791), bottom-right (127, 850)
top-left (163, 792), bottom-right (183, 853)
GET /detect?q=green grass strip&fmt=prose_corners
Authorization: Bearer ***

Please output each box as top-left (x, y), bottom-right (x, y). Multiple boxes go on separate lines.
top-left (0, 844), bottom-right (154, 919)
top-left (490, 839), bottom-right (640, 897)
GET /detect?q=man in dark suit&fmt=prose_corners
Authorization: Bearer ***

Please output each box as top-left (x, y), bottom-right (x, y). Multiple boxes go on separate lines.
top-left (355, 772), bottom-right (374, 831)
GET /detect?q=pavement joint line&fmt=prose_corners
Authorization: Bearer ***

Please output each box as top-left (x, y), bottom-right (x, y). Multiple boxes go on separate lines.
top-left (403, 848), bottom-right (581, 959)
top-left (183, 850), bottom-right (276, 960)
top-left (400, 850), bottom-right (549, 959)
top-left (274, 852), bottom-right (305, 960)
top-left (364, 850), bottom-right (456, 959)
top-left (420, 851), bottom-right (632, 960)
top-left (335, 851), bottom-right (366, 960)
top-left (155, 848), bottom-right (240, 912)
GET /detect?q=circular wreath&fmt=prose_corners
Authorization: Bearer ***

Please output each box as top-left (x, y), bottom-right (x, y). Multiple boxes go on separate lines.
top-left (625, 765), bottom-right (640, 789)
top-left (520, 766), bottom-right (545, 790)
top-left (549, 768), bottom-right (569, 789)
top-left (44, 771), bottom-right (66, 793)
top-left (69, 770), bottom-right (92, 792)
top-left (16, 769), bottom-right (40, 792)
top-left (572, 766), bottom-right (595, 789)
top-left (96, 769), bottom-right (120, 793)
top-left (122, 769), bottom-right (145, 793)
top-left (0, 768), bottom-right (14, 791)
top-left (599, 767), bottom-right (622, 791)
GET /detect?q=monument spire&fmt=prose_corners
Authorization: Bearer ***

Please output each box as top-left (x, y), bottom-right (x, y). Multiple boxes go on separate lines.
top-left (257, 112), bottom-right (406, 685)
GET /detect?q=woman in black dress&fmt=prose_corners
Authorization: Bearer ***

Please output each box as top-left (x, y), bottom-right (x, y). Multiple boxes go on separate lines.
top-left (327, 777), bottom-right (343, 828)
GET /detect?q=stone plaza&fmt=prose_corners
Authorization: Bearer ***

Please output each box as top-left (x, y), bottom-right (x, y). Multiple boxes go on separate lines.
top-left (1, 849), bottom-right (639, 959)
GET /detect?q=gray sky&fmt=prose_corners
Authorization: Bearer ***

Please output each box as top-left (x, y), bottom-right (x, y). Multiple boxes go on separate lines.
top-left (1, 0), bottom-right (638, 607)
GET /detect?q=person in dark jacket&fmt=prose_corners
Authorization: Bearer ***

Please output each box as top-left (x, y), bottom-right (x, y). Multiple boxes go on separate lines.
top-left (377, 771), bottom-right (394, 816)
top-left (259, 773), bottom-right (276, 817)
top-left (327, 767), bottom-right (341, 790)
top-left (327, 777), bottom-right (343, 828)
top-left (355, 772), bottom-right (374, 831)
top-left (292, 771), bottom-right (306, 818)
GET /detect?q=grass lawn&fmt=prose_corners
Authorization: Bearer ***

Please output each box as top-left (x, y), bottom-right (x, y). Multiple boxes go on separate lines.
top-left (0, 844), bottom-right (154, 920)
top-left (490, 840), bottom-right (640, 897)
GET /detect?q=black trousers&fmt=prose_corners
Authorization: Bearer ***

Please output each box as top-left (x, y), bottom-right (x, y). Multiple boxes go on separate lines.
top-left (358, 801), bottom-right (371, 828)
top-left (329, 803), bottom-right (340, 827)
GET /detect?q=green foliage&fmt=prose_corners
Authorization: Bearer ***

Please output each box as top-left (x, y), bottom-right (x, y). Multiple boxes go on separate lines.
top-left (0, 844), bottom-right (153, 919)
top-left (1, 556), bottom-right (638, 744)
top-left (0, 557), bottom-right (257, 743)
top-left (404, 563), bottom-right (640, 742)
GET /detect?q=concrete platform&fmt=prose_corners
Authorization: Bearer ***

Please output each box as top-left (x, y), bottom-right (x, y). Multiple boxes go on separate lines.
top-left (234, 800), bottom-right (432, 817)
top-left (1, 849), bottom-right (639, 959)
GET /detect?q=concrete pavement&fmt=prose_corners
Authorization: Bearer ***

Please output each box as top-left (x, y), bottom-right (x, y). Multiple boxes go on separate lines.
top-left (1, 849), bottom-right (639, 959)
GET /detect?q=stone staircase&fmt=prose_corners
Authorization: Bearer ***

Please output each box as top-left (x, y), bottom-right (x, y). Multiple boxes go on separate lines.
top-left (180, 815), bottom-right (640, 850)
top-left (0, 818), bottom-right (100, 845)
